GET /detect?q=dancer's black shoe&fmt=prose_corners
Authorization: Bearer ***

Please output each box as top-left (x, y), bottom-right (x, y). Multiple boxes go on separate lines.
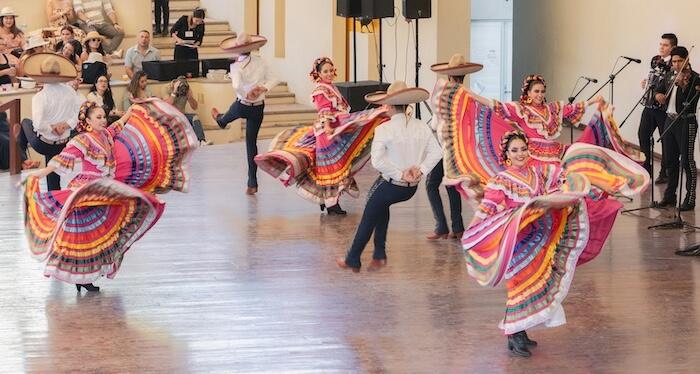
top-left (76, 283), bottom-right (100, 292)
top-left (507, 331), bottom-right (532, 357)
top-left (326, 204), bottom-right (347, 215)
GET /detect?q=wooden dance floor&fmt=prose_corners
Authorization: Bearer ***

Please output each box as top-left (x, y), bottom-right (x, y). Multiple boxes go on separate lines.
top-left (3, 140), bottom-right (700, 373)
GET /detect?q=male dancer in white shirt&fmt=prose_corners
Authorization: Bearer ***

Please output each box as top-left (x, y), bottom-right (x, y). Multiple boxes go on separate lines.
top-left (18, 55), bottom-right (84, 190)
top-left (337, 81), bottom-right (442, 272)
top-left (212, 33), bottom-right (278, 195)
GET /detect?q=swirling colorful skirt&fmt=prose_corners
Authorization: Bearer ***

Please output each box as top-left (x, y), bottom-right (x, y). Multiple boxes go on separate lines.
top-left (255, 108), bottom-right (387, 206)
top-left (25, 176), bottom-right (164, 284)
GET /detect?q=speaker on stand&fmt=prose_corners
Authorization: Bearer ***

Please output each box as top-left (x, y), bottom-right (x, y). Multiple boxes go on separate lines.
top-left (402, 0), bottom-right (432, 119)
top-left (334, 0), bottom-right (393, 112)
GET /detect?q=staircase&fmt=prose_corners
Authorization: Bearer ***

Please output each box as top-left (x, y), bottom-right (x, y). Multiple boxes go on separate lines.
top-left (114, 0), bottom-right (317, 144)
top-left (204, 82), bottom-right (318, 144)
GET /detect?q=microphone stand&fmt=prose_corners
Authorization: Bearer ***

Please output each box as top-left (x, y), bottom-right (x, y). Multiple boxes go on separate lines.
top-left (620, 85), bottom-right (662, 214)
top-left (414, 19), bottom-right (423, 119)
top-left (587, 58), bottom-right (635, 105)
top-left (648, 87), bottom-right (700, 231)
top-left (566, 77), bottom-right (594, 144)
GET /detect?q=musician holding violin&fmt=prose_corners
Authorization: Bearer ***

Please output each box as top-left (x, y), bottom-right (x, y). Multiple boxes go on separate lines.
top-left (639, 33), bottom-right (676, 185)
top-left (654, 46), bottom-right (700, 211)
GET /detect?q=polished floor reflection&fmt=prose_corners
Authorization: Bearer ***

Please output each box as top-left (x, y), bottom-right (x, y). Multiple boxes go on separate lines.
top-left (2, 140), bottom-right (700, 373)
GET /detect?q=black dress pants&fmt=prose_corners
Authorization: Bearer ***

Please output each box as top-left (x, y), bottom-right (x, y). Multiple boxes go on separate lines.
top-left (426, 161), bottom-right (463, 234)
top-left (216, 100), bottom-right (265, 188)
top-left (662, 117), bottom-right (697, 205)
top-left (344, 177), bottom-right (417, 268)
top-left (19, 119), bottom-right (66, 191)
top-left (638, 107), bottom-right (667, 176)
top-left (154, 0), bottom-right (170, 33)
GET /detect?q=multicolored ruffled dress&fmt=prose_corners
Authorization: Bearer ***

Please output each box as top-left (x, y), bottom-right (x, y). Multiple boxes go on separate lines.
top-left (431, 79), bottom-right (645, 199)
top-left (255, 82), bottom-right (388, 206)
top-left (24, 99), bottom-right (197, 284)
top-left (463, 143), bottom-right (649, 334)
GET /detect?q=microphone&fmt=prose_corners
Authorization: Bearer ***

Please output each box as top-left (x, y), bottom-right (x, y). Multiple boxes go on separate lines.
top-left (621, 56), bottom-right (642, 63)
top-left (581, 76), bottom-right (598, 83)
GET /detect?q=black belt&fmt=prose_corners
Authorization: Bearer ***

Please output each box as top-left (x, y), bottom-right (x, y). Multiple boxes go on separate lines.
top-left (37, 134), bottom-right (69, 145)
top-left (238, 99), bottom-right (264, 107)
top-left (382, 176), bottom-right (419, 188)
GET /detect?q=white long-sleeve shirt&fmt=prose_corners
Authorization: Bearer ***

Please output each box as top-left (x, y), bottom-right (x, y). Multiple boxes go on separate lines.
top-left (31, 83), bottom-right (84, 142)
top-left (229, 55), bottom-right (279, 104)
top-left (371, 112), bottom-right (442, 182)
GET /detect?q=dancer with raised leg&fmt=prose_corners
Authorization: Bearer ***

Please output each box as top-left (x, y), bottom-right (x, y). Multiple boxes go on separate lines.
top-left (212, 33), bottom-right (278, 196)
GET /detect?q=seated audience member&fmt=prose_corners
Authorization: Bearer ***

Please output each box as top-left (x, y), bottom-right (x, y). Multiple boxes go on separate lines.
top-left (124, 30), bottom-right (160, 79)
top-left (0, 7), bottom-right (25, 64)
top-left (54, 25), bottom-right (83, 56)
top-left (19, 36), bottom-right (49, 59)
top-left (122, 70), bottom-right (153, 110)
top-left (80, 31), bottom-right (109, 63)
top-left (164, 76), bottom-right (209, 145)
top-left (80, 51), bottom-right (107, 84)
top-left (73, 0), bottom-right (124, 55)
top-left (0, 112), bottom-right (36, 170)
top-left (86, 74), bottom-right (122, 122)
top-left (46, 0), bottom-right (77, 28)
top-left (60, 41), bottom-right (81, 70)
top-left (0, 50), bottom-right (16, 87)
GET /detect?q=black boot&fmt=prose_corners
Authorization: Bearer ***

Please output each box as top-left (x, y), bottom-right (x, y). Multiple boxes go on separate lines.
top-left (680, 196), bottom-right (695, 212)
top-left (76, 283), bottom-right (100, 292)
top-left (326, 204), bottom-right (347, 215)
top-left (507, 331), bottom-right (532, 357)
top-left (320, 204), bottom-right (326, 212)
top-left (522, 330), bottom-right (538, 347)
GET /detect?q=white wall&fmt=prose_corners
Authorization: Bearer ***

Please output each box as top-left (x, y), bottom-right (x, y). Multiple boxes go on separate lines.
top-left (472, 0), bottom-right (512, 20)
top-left (199, 0), bottom-right (469, 104)
top-left (513, 0), bottom-right (700, 158)
top-left (201, 0), bottom-right (245, 33)
top-left (352, 0), bottom-right (442, 93)
top-left (259, 0), bottom-right (334, 102)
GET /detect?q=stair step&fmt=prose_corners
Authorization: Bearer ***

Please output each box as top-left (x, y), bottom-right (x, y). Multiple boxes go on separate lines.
top-left (156, 45), bottom-right (227, 55)
top-left (162, 9), bottom-right (208, 20)
top-left (155, 31), bottom-right (235, 44)
top-left (264, 92), bottom-right (296, 105)
top-left (152, 40), bottom-right (221, 49)
top-left (123, 31), bottom-right (236, 48)
top-left (158, 51), bottom-right (234, 60)
top-left (264, 103), bottom-right (316, 115)
top-left (152, 3), bottom-right (204, 12)
top-left (153, 19), bottom-right (231, 32)
top-left (263, 112), bottom-right (317, 121)
top-left (162, 0), bottom-right (201, 7)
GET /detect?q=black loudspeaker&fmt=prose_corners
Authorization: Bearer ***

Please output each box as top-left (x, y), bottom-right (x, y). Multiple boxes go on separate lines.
top-left (361, 0), bottom-right (394, 19)
top-left (142, 60), bottom-right (200, 81)
top-left (335, 81), bottom-right (390, 112)
top-left (403, 0), bottom-right (431, 19)
top-left (201, 58), bottom-right (233, 76)
top-left (337, 0), bottom-right (361, 17)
